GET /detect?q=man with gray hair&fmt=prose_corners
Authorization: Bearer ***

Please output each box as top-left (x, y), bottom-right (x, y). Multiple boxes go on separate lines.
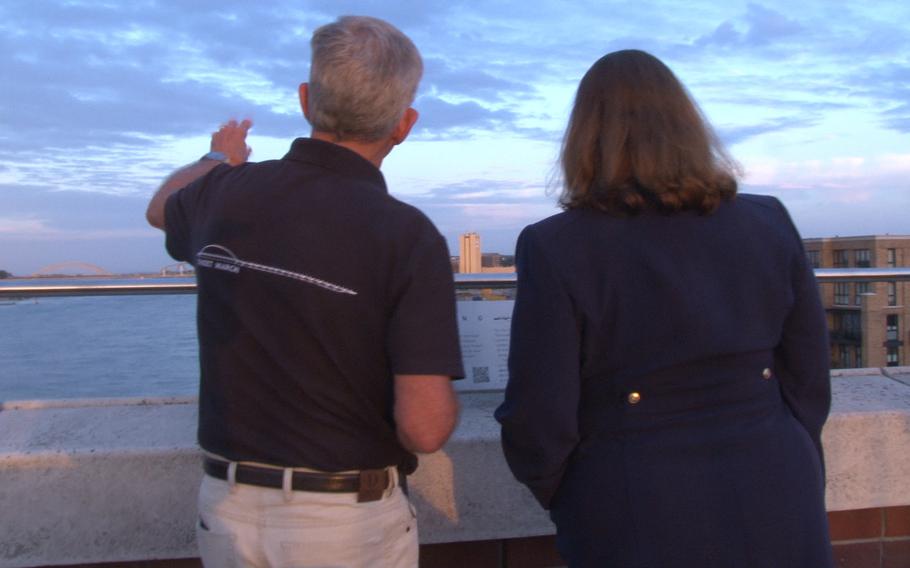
top-left (147, 16), bottom-right (462, 567)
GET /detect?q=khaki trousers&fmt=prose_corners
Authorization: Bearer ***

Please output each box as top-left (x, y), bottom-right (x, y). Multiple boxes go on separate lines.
top-left (197, 470), bottom-right (418, 568)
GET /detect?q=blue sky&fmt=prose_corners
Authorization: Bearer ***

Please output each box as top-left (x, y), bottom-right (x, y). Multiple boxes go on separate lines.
top-left (1, 0), bottom-right (908, 274)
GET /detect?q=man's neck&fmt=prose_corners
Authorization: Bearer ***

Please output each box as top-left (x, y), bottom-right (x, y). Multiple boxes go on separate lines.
top-left (310, 131), bottom-right (392, 168)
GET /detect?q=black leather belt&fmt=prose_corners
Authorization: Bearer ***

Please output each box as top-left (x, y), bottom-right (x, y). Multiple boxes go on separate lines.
top-left (203, 457), bottom-right (390, 502)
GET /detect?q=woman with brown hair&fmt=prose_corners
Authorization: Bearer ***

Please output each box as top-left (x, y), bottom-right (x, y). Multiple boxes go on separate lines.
top-left (495, 50), bottom-right (833, 567)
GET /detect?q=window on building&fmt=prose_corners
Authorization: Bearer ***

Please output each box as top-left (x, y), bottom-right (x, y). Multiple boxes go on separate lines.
top-left (886, 346), bottom-right (900, 367)
top-left (887, 281), bottom-right (897, 306)
top-left (833, 249), bottom-right (848, 268)
top-left (855, 346), bottom-right (863, 369)
top-left (832, 310), bottom-right (861, 340)
top-left (854, 282), bottom-right (870, 305)
top-left (845, 311), bottom-right (861, 338)
top-left (887, 248), bottom-right (897, 267)
top-left (887, 314), bottom-right (899, 341)
top-left (807, 250), bottom-right (820, 268)
top-left (834, 282), bottom-right (850, 305)
top-left (839, 344), bottom-right (851, 368)
top-left (854, 249), bottom-right (871, 267)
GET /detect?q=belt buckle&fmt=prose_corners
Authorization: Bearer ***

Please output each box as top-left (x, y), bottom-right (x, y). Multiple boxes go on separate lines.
top-left (357, 469), bottom-right (386, 503)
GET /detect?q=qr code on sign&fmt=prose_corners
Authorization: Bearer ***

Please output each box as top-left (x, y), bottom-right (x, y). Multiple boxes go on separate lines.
top-left (472, 366), bottom-right (490, 384)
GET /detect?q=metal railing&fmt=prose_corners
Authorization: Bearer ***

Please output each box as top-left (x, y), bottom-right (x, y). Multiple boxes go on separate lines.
top-left (1, 268), bottom-right (909, 298)
top-left (812, 268), bottom-right (910, 283)
top-left (0, 282), bottom-right (197, 298)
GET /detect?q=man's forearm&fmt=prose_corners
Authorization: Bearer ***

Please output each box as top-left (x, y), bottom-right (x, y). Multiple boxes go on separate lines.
top-left (394, 374), bottom-right (460, 454)
top-left (146, 119), bottom-right (253, 230)
top-left (146, 159), bottom-right (221, 230)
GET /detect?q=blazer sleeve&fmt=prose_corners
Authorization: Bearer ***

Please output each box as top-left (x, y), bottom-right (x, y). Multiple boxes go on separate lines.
top-left (772, 199), bottom-right (832, 465)
top-left (494, 225), bottom-right (581, 509)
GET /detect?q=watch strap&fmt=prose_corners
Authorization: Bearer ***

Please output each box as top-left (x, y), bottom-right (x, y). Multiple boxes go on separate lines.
top-left (200, 151), bottom-right (229, 163)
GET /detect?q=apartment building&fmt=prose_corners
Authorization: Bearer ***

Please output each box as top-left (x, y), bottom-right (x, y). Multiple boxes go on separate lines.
top-left (453, 233), bottom-right (515, 274)
top-left (803, 235), bottom-right (909, 369)
top-left (459, 232), bottom-right (482, 274)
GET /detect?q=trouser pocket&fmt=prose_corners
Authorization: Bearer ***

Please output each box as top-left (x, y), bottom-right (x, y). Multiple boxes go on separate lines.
top-left (197, 516), bottom-right (240, 568)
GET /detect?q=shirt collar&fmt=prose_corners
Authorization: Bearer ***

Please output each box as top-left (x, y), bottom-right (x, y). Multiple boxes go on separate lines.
top-left (282, 137), bottom-right (388, 194)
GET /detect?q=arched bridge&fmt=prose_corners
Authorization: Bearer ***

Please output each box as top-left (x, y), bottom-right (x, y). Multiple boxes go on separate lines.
top-left (160, 262), bottom-right (193, 275)
top-left (32, 262), bottom-right (112, 276)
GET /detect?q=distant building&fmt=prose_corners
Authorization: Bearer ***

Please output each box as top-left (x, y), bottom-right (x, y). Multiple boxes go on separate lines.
top-left (452, 234), bottom-right (516, 274)
top-left (481, 253), bottom-right (515, 268)
top-left (459, 232), bottom-right (482, 274)
top-left (803, 235), bottom-right (909, 369)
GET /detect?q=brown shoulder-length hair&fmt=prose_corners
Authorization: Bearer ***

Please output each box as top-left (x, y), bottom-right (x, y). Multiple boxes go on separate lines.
top-left (560, 49), bottom-right (739, 215)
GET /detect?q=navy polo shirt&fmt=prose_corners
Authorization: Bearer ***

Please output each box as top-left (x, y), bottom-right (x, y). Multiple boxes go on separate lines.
top-left (164, 137), bottom-right (464, 474)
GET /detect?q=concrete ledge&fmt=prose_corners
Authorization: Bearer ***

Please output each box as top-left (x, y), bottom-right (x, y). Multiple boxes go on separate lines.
top-left (411, 393), bottom-right (553, 544)
top-left (1, 368), bottom-right (908, 567)
top-left (824, 367), bottom-right (910, 511)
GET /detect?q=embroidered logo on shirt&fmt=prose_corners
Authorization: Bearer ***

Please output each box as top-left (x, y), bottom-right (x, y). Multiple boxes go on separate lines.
top-left (196, 244), bottom-right (358, 295)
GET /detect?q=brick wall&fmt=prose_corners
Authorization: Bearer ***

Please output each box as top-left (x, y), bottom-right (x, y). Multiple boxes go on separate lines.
top-left (422, 507), bottom-right (910, 568)
top-left (420, 536), bottom-right (564, 568)
top-left (40, 505), bottom-right (910, 568)
top-left (829, 506), bottom-right (910, 568)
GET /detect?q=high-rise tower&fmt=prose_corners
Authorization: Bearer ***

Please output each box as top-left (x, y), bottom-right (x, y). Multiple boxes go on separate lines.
top-left (459, 232), bottom-right (482, 274)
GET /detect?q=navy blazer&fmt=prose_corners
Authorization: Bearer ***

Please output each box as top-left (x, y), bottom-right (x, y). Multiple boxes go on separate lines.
top-left (495, 194), bottom-right (832, 567)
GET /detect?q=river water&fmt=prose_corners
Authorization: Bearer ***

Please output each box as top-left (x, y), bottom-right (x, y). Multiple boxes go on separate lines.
top-left (0, 277), bottom-right (199, 401)
top-left (0, 276), bottom-right (515, 401)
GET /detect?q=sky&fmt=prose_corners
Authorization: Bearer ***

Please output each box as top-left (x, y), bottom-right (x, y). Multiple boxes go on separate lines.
top-left (1, 0), bottom-right (908, 275)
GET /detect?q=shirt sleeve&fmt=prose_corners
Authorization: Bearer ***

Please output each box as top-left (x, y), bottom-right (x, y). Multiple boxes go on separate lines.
top-left (163, 164), bottom-right (228, 263)
top-left (494, 225), bottom-right (581, 509)
top-left (772, 198), bottom-right (832, 466)
top-left (387, 222), bottom-right (464, 379)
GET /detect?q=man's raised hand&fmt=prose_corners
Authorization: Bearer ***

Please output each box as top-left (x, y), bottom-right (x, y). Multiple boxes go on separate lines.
top-left (212, 119), bottom-right (253, 166)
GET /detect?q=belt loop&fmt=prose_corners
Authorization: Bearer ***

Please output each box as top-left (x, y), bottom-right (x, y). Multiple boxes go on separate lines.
top-left (282, 468), bottom-right (294, 502)
top-left (385, 466), bottom-right (397, 497)
top-left (227, 462), bottom-right (238, 494)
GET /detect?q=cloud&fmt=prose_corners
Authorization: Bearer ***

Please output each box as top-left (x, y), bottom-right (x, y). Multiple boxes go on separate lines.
top-left (2, 0), bottom-right (910, 272)
top-left (413, 97), bottom-right (521, 136)
top-left (0, 141), bottom-right (184, 196)
top-left (746, 182), bottom-right (910, 239)
top-left (741, 3), bottom-right (804, 44)
top-left (742, 153), bottom-right (910, 192)
top-left (0, 2), bottom-right (323, 152)
top-left (1, 0), bottom-right (581, 167)
top-left (407, 178), bottom-right (553, 203)
top-left (401, 177), bottom-right (559, 254)
top-left (694, 3), bottom-right (805, 47)
top-left (695, 3), bottom-right (803, 48)
top-left (846, 65), bottom-right (910, 132)
top-left (0, 183), bottom-right (153, 231)
top-left (0, 183), bottom-right (168, 273)
top-left (422, 57), bottom-right (535, 100)
top-left (882, 110), bottom-right (910, 133)
top-left (0, 216), bottom-right (50, 235)
top-left (717, 115), bottom-right (820, 145)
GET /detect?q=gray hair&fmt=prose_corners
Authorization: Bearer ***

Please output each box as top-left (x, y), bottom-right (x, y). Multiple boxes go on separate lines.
top-left (308, 16), bottom-right (423, 141)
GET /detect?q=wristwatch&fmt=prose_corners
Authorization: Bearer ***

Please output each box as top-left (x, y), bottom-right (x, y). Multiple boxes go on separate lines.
top-left (200, 151), bottom-right (229, 163)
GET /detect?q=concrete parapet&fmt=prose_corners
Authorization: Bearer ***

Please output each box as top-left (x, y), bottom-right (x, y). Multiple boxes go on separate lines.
top-left (0, 368), bottom-right (908, 567)
top-left (824, 367), bottom-right (910, 512)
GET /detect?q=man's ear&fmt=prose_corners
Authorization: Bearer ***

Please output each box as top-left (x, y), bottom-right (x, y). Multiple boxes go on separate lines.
top-left (391, 107), bottom-right (419, 146)
top-left (298, 83), bottom-right (311, 120)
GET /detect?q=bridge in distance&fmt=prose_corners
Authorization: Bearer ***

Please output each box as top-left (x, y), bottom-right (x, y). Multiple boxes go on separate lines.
top-left (29, 261), bottom-right (192, 277)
